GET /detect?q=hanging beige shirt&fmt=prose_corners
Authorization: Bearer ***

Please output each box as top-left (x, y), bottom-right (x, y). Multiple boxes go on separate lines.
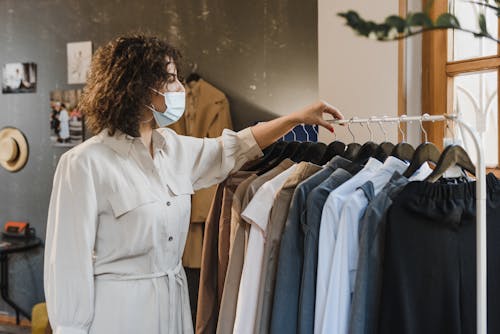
top-left (44, 127), bottom-right (262, 334)
top-left (169, 79), bottom-right (233, 268)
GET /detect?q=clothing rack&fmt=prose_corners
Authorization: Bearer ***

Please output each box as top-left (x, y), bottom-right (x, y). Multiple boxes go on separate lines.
top-left (327, 113), bottom-right (488, 334)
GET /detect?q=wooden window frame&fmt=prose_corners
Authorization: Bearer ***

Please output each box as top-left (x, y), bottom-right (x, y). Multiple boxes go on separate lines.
top-left (417, 0), bottom-right (500, 175)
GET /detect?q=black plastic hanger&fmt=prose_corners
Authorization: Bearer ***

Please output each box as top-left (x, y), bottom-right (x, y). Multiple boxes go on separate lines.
top-left (290, 142), bottom-right (314, 162)
top-left (425, 145), bottom-right (476, 182)
top-left (244, 141), bottom-right (287, 171)
top-left (257, 141), bottom-right (301, 175)
top-left (391, 142), bottom-right (415, 162)
top-left (390, 120), bottom-right (416, 162)
top-left (402, 142), bottom-right (441, 178)
top-left (372, 142), bottom-right (394, 162)
top-left (301, 142), bottom-right (328, 164)
top-left (352, 141), bottom-right (379, 164)
top-left (403, 120), bottom-right (441, 178)
top-left (371, 122), bottom-right (394, 162)
top-left (340, 121), bottom-right (361, 161)
top-left (186, 72), bottom-right (201, 83)
top-left (319, 140), bottom-right (346, 165)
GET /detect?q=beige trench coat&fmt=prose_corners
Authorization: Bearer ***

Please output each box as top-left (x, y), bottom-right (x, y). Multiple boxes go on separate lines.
top-left (44, 127), bottom-right (262, 334)
top-left (169, 79), bottom-right (233, 268)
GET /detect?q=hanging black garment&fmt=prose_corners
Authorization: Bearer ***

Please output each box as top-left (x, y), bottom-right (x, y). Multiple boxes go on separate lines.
top-left (378, 174), bottom-right (500, 334)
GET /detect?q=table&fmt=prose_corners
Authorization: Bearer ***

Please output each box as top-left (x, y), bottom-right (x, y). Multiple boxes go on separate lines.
top-left (0, 236), bottom-right (42, 325)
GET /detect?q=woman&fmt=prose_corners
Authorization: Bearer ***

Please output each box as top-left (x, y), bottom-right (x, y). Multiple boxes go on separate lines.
top-left (44, 34), bottom-right (342, 334)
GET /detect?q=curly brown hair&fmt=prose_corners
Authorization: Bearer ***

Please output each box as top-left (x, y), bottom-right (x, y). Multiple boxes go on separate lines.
top-left (79, 34), bottom-right (182, 137)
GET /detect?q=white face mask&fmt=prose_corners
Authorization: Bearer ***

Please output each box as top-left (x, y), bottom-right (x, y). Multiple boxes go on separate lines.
top-left (146, 88), bottom-right (186, 127)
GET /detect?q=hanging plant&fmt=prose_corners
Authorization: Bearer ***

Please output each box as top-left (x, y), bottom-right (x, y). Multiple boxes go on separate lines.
top-left (338, 0), bottom-right (500, 43)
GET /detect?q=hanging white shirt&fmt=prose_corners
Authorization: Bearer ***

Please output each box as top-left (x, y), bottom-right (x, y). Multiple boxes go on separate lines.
top-left (320, 157), bottom-right (410, 334)
top-left (314, 158), bottom-right (383, 334)
top-left (44, 127), bottom-right (263, 334)
top-left (233, 164), bottom-right (298, 334)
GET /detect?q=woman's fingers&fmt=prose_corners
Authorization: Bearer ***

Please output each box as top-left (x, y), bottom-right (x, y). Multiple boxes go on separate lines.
top-left (320, 100), bottom-right (344, 121)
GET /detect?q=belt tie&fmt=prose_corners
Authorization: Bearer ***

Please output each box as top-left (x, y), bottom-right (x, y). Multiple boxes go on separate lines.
top-left (95, 261), bottom-right (184, 334)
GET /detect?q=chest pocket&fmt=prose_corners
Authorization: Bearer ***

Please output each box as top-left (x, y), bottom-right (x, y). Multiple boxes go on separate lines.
top-left (165, 174), bottom-right (194, 234)
top-left (108, 191), bottom-right (157, 219)
top-left (165, 172), bottom-right (194, 197)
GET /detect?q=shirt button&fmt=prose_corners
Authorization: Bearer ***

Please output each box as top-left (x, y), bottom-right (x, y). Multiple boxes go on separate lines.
top-left (166, 201), bottom-right (171, 206)
top-left (168, 236), bottom-right (174, 241)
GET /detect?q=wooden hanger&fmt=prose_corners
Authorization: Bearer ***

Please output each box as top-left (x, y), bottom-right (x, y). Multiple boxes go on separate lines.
top-left (425, 145), bottom-right (476, 182)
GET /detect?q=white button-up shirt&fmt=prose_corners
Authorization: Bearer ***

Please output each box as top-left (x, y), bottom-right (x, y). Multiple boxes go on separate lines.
top-left (315, 158), bottom-right (383, 334)
top-left (321, 157), bottom-right (409, 334)
top-left (44, 127), bottom-right (262, 334)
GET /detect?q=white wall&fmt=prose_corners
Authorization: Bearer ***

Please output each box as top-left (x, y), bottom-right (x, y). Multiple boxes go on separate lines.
top-left (405, 0), bottom-right (424, 147)
top-left (318, 0), bottom-right (400, 143)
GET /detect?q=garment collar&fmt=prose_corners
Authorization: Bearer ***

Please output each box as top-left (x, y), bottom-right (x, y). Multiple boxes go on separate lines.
top-left (283, 161), bottom-right (322, 189)
top-left (100, 128), bottom-right (167, 157)
top-left (326, 155), bottom-right (351, 170)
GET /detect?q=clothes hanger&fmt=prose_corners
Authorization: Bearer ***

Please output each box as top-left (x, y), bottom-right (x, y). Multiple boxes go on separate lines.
top-left (243, 141), bottom-right (287, 171)
top-left (403, 119), bottom-right (441, 178)
top-left (300, 142), bottom-right (328, 164)
top-left (351, 121), bottom-right (379, 165)
top-left (341, 119), bottom-right (361, 160)
top-left (425, 144), bottom-right (476, 182)
top-left (319, 129), bottom-right (346, 165)
top-left (185, 62), bottom-right (201, 84)
top-left (290, 142), bottom-right (313, 162)
top-left (257, 141), bottom-right (302, 175)
top-left (372, 120), bottom-right (394, 162)
top-left (391, 117), bottom-right (415, 162)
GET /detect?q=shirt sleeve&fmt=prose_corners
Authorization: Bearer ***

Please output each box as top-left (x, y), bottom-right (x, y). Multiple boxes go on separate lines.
top-left (44, 152), bottom-right (98, 334)
top-left (163, 127), bottom-right (263, 191)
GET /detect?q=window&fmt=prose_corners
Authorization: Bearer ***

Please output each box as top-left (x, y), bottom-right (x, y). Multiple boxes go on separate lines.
top-left (422, 0), bottom-right (500, 168)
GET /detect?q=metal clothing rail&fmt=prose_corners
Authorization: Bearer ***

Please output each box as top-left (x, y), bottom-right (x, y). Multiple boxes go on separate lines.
top-left (327, 113), bottom-right (487, 334)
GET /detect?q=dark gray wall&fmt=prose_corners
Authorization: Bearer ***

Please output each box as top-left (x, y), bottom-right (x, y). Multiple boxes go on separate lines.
top-left (0, 0), bottom-right (317, 317)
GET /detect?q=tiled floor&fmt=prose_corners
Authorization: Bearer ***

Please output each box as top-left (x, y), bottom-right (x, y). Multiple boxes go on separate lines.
top-left (0, 324), bottom-right (30, 334)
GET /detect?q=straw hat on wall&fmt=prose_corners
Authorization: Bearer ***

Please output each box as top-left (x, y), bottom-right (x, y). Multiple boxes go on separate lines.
top-left (0, 127), bottom-right (29, 172)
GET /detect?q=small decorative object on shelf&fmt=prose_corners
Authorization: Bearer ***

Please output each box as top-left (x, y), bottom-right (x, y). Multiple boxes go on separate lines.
top-left (2, 221), bottom-right (36, 239)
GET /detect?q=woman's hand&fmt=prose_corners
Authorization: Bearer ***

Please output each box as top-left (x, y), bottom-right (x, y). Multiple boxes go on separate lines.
top-left (250, 100), bottom-right (344, 150)
top-left (290, 100), bottom-right (343, 133)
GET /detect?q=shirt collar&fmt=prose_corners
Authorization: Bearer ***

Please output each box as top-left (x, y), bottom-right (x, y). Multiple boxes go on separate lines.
top-left (100, 129), bottom-right (134, 157)
top-left (282, 162), bottom-right (322, 189)
top-left (326, 155), bottom-right (351, 170)
top-left (100, 128), bottom-right (167, 157)
top-left (363, 157), bottom-right (384, 171)
top-left (379, 156), bottom-right (409, 175)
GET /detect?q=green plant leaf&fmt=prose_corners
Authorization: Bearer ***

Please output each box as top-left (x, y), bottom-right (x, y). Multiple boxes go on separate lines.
top-left (478, 13), bottom-right (490, 36)
top-left (338, 11), bottom-right (362, 28)
top-left (385, 15), bottom-right (407, 33)
top-left (435, 13), bottom-right (461, 28)
top-left (407, 12), bottom-right (433, 28)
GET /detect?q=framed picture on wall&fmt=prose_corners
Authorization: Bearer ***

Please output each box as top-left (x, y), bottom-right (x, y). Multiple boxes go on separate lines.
top-left (67, 41), bottom-right (92, 84)
top-left (1, 62), bottom-right (37, 94)
top-left (50, 90), bottom-right (85, 147)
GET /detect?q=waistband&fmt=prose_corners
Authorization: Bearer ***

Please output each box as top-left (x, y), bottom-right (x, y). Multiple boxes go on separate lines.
top-left (401, 173), bottom-right (500, 201)
top-left (95, 260), bottom-right (184, 334)
top-left (94, 260), bottom-right (183, 281)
